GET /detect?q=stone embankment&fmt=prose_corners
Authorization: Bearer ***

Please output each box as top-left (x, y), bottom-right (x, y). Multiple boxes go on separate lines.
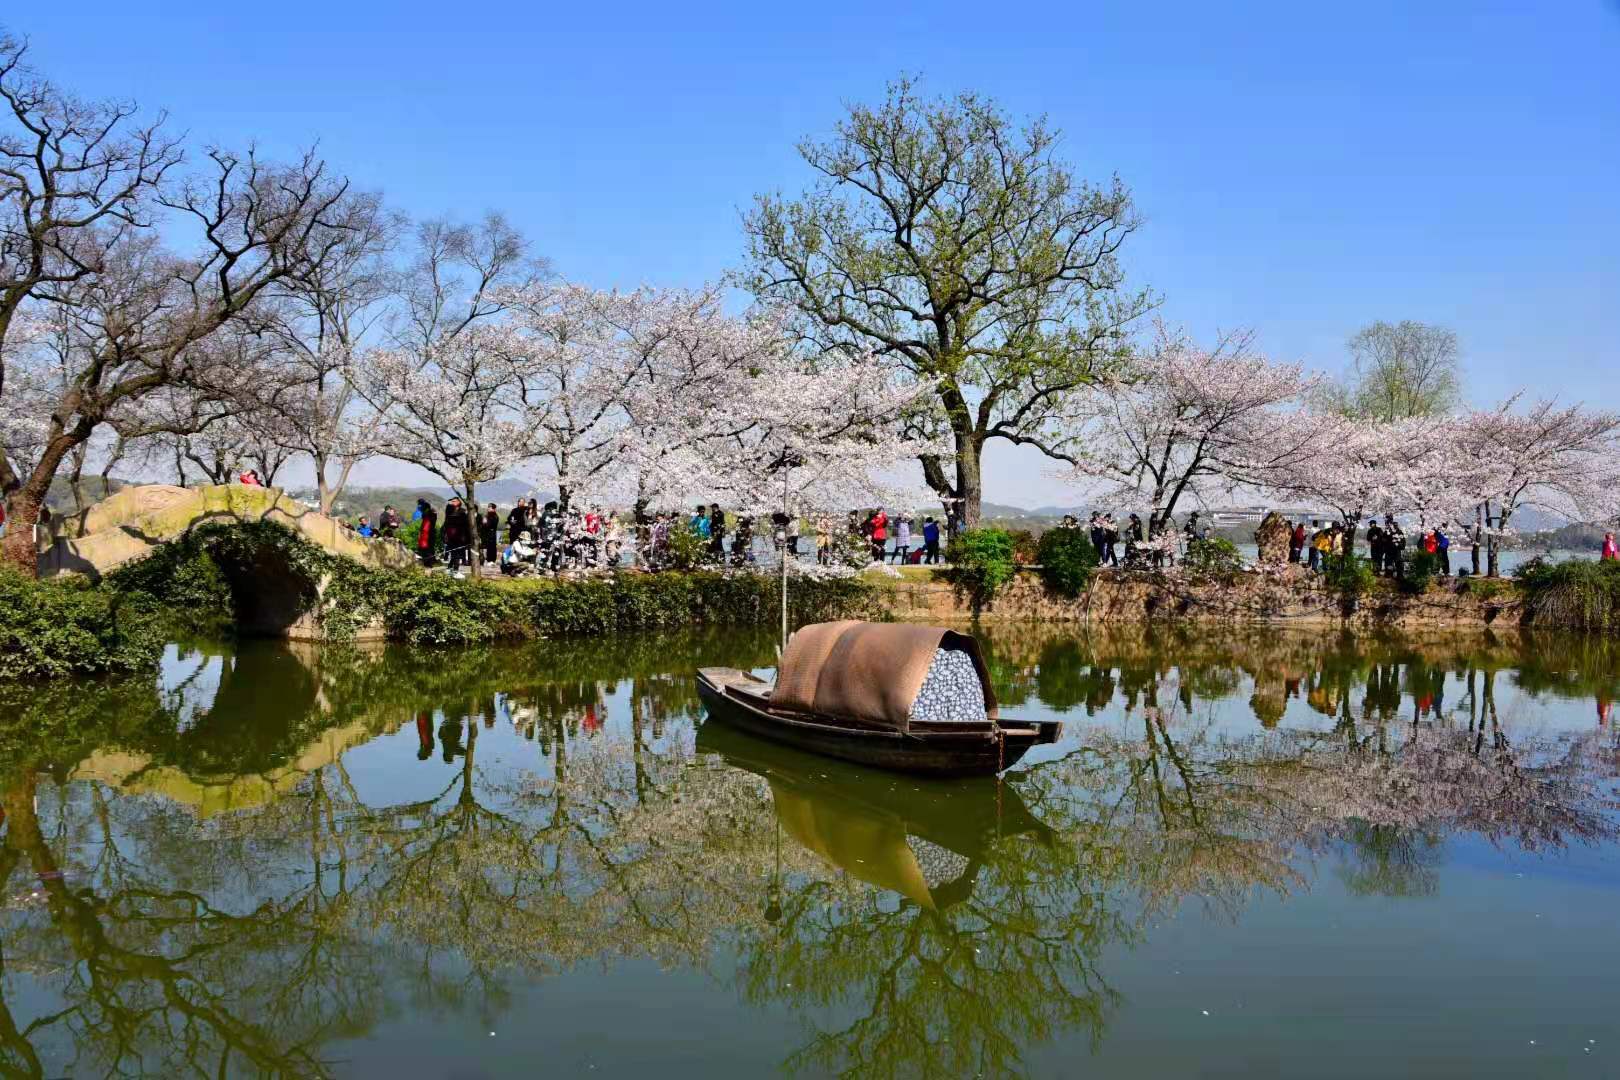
top-left (876, 566), bottom-right (1523, 628)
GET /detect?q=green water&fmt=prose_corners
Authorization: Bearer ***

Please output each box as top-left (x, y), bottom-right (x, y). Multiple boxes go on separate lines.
top-left (2, 625), bottom-right (1618, 1078)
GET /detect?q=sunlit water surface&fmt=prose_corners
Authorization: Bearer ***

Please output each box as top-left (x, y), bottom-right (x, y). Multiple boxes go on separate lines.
top-left (2, 625), bottom-right (1618, 1078)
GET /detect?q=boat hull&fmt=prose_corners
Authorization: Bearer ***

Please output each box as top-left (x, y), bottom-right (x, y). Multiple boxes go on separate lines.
top-left (696, 669), bottom-right (1057, 778)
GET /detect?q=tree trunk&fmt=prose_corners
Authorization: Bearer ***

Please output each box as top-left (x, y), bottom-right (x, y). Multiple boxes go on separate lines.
top-left (464, 476), bottom-right (481, 575)
top-left (2, 434), bottom-right (81, 575)
top-left (68, 449), bottom-right (91, 538)
top-left (0, 489), bottom-right (44, 575)
top-left (314, 452), bottom-right (358, 515)
top-left (100, 439), bottom-right (125, 497)
top-left (633, 495), bottom-right (651, 567)
top-left (1487, 503), bottom-right (1504, 578)
top-left (1471, 506), bottom-right (1483, 576)
top-left (1478, 500), bottom-right (1498, 577)
top-left (316, 452), bottom-right (334, 515)
top-left (955, 431), bottom-right (982, 528)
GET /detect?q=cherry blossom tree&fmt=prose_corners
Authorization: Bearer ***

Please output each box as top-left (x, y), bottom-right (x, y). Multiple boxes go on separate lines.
top-left (1382, 417), bottom-right (1480, 531)
top-left (353, 324), bottom-right (542, 568)
top-left (1060, 326), bottom-right (1319, 534)
top-left (498, 282), bottom-right (937, 528)
top-left (578, 293), bottom-right (942, 521)
top-left (351, 215), bottom-right (540, 569)
top-left (1451, 398), bottom-right (1620, 575)
top-left (1259, 413), bottom-right (1445, 549)
top-left (501, 282), bottom-right (674, 510)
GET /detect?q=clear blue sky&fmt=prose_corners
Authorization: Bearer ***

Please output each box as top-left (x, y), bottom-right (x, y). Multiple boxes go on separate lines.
top-left (13, 2), bottom-right (1619, 506)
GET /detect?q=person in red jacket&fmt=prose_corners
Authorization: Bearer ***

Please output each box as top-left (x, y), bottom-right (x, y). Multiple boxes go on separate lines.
top-left (1602, 532), bottom-right (1618, 561)
top-left (870, 507), bottom-right (888, 563)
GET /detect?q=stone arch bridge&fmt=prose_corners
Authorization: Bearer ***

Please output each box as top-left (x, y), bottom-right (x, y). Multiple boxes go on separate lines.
top-left (41, 484), bottom-right (415, 636)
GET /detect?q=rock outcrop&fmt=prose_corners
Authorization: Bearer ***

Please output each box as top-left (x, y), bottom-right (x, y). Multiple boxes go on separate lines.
top-left (1254, 511), bottom-right (1292, 566)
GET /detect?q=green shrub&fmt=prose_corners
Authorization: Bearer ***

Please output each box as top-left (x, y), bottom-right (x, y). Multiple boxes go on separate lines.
top-left (1515, 557), bottom-right (1620, 630)
top-left (663, 525), bottom-right (711, 570)
top-left (0, 566), bottom-right (163, 680)
top-left (1035, 528), bottom-right (1099, 598)
top-left (1323, 552), bottom-right (1376, 605)
top-left (110, 541), bottom-right (236, 635)
top-left (1400, 549), bottom-right (1444, 594)
top-left (1183, 537), bottom-right (1244, 579)
top-left (948, 528), bottom-right (1018, 611)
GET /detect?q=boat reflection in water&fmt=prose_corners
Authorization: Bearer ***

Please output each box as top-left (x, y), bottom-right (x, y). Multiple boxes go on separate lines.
top-left (695, 719), bottom-right (1052, 910)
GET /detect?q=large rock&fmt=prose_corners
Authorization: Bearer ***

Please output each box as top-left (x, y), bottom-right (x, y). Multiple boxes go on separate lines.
top-left (1254, 511), bottom-right (1292, 566)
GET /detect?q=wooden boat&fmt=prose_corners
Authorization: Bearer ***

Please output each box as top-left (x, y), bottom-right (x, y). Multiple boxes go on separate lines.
top-left (696, 620), bottom-right (1060, 777)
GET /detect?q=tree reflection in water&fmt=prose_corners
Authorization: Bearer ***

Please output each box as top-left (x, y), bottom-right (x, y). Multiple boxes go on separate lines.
top-left (0, 625), bottom-right (1616, 1077)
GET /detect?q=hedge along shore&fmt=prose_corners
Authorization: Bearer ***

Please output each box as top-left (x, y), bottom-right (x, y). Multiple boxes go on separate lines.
top-left (102, 520), bottom-right (880, 647)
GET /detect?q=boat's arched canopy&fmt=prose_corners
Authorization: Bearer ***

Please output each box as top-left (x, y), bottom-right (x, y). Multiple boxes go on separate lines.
top-left (772, 621), bottom-right (999, 731)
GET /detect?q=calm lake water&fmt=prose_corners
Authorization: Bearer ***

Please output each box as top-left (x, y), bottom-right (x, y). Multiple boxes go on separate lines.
top-left (3, 625), bottom-right (1618, 1078)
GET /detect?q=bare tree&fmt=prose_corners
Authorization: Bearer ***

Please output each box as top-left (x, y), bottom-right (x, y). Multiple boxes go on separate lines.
top-left (367, 213), bottom-right (538, 569)
top-left (265, 189), bottom-right (401, 513)
top-left (0, 32), bottom-right (183, 517)
top-left (395, 212), bottom-right (534, 354)
top-left (0, 33), bottom-right (183, 380)
top-left (1, 147), bottom-right (355, 573)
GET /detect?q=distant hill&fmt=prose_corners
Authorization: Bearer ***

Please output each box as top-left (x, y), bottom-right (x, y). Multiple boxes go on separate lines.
top-left (284, 477), bottom-right (554, 519)
top-left (425, 477), bottom-right (549, 503)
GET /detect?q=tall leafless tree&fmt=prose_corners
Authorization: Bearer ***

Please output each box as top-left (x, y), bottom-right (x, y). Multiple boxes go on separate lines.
top-left (262, 189), bottom-right (401, 513)
top-left (1, 146), bottom-right (356, 573)
top-left (0, 32), bottom-right (183, 514)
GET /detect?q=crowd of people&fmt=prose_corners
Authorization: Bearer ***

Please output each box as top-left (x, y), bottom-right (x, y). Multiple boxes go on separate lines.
top-left (279, 473), bottom-right (1620, 578)
top-left (329, 489), bottom-right (960, 577)
top-left (1080, 510), bottom-right (1213, 569)
top-left (1075, 506), bottom-right (1489, 579)
top-left (1277, 515), bottom-right (1461, 576)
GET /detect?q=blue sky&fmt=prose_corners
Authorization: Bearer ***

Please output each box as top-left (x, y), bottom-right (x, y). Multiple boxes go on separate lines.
top-left (13, 2), bottom-right (1619, 506)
